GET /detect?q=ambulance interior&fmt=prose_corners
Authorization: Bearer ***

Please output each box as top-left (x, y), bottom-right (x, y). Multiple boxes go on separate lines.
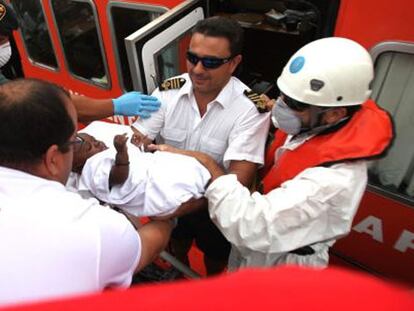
top-left (208, 0), bottom-right (340, 98)
top-left (109, 0), bottom-right (340, 96)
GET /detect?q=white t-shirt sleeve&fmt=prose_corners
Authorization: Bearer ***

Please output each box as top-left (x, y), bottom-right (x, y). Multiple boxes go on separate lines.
top-left (132, 88), bottom-right (166, 140)
top-left (88, 206), bottom-right (141, 288)
top-left (223, 108), bottom-right (270, 168)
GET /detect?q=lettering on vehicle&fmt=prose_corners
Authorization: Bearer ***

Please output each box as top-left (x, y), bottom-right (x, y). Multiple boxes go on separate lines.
top-left (107, 116), bottom-right (136, 125)
top-left (394, 230), bottom-right (414, 253)
top-left (68, 89), bottom-right (82, 97)
top-left (353, 216), bottom-right (383, 242)
top-left (352, 215), bottom-right (414, 253)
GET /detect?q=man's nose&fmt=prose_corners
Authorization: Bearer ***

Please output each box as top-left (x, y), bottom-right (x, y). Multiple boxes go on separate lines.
top-left (192, 60), bottom-right (206, 73)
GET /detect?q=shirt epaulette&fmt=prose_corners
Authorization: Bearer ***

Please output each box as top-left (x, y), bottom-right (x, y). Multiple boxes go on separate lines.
top-left (243, 90), bottom-right (269, 113)
top-left (159, 77), bottom-right (187, 91)
top-left (0, 1), bottom-right (18, 37)
top-left (0, 4), bottom-right (6, 21)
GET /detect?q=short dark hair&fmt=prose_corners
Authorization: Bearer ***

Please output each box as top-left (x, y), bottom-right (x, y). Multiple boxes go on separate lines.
top-left (0, 79), bottom-right (74, 167)
top-left (192, 16), bottom-right (244, 56)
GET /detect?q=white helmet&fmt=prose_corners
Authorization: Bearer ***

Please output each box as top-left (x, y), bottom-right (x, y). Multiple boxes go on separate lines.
top-left (277, 37), bottom-right (373, 107)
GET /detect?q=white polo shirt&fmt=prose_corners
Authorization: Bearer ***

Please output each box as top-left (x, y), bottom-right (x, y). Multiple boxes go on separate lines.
top-left (0, 167), bottom-right (140, 307)
top-left (132, 73), bottom-right (270, 169)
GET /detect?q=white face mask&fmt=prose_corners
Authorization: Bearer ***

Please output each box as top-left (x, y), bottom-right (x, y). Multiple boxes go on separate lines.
top-left (271, 97), bottom-right (303, 135)
top-left (0, 41), bottom-right (11, 68)
top-left (272, 96), bottom-right (349, 136)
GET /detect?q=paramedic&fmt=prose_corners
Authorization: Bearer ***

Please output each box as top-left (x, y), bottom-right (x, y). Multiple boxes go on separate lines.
top-left (153, 37), bottom-right (393, 270)
top-left (0, 0), bottom-right (19, 84)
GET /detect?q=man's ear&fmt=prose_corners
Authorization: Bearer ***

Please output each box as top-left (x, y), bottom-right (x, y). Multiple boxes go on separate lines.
top-left (229, 54), bottom-right (242, 74)
top-left (43, 144), bottom-right (61, 178)
top-left (324, 107), bottom-right (347, 124)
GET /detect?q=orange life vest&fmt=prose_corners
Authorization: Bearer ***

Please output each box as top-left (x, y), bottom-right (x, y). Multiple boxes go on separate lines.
top-left (261, 100), bottom-right (393, 194)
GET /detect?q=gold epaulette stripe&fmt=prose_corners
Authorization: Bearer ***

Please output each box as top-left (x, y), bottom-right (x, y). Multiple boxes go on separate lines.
top-left (159, 78), bottom-right (186, 91)
top-left (244, 89), bottom-right (269, 113)
top-left (0, 4), bottom-right (6, 21)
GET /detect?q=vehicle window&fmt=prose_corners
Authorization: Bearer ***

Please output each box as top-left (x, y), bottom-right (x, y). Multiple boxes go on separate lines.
top-left (11, 0), bottom-right (58, 68)
top-left (155, 32), bottom-right (191, 84)
top-left (110, 5), bottom-right (165, 91)
top-left (368, 44), bottom-right (414, 201)
top-left (51, 0), bottom-right (108, 87)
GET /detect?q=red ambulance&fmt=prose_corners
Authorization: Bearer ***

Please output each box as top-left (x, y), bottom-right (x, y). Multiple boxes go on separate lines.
top-left (7, 0), bottom-right (414, 285)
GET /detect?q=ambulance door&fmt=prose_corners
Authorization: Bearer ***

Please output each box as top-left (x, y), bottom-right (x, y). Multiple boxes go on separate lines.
top-left (124, 0), bottom-right (208, 94)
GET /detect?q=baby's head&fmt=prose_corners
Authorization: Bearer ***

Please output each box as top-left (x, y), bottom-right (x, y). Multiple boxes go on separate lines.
top-left (72, 133), bottom-right (108, 173)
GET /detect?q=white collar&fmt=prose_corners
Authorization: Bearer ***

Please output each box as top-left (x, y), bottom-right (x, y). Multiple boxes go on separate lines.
top-left (178, 74), bottom-right (235, 109)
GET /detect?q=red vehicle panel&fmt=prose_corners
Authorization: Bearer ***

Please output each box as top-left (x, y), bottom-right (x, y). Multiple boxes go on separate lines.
top-left (335, 0), bottom-right (414, 49)
top-left (12, 0), bottom-right (184, 100)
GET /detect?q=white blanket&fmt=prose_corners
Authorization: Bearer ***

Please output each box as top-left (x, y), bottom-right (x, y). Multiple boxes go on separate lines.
top-left (68, 121), bottom-right (211, 217)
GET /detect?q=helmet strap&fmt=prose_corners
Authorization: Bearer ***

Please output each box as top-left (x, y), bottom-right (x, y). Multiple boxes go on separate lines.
top-left (309, 106), bottom-right (324, 129)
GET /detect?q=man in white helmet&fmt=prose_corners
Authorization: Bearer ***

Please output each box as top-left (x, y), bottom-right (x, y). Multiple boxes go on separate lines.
top-left (0, 0), bottom-right (18, 84)
top-left (151, 37), bottom-right (394, 270)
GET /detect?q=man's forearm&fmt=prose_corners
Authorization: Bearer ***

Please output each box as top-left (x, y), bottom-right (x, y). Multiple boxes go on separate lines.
top-left (162, 148), bottom-right (225, 183)
top-left (151, 197), bottom-right (208, 220)
top-left (113, 208), bottom-right (173, 273)
top-left (72, 94), bottom-right (114, 122)
top-left (228, 160), bottom-right (258, 188)
top-left (173, 197), bottom-right (208, 218)
top-left (135, 220), bottom-right (174, 272)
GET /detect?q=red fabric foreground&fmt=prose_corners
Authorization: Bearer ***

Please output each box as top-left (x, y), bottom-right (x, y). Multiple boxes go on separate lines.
top-left (2, 266), bottom-right (413, 310)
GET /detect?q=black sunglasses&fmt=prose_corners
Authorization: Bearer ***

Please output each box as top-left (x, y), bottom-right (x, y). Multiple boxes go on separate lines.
top-left (281, 93), bottom-right (310, 112)
top-left (186, 50), bottom-right (232, 69)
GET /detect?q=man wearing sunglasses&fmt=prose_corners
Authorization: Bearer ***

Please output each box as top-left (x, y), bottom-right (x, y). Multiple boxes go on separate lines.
top-left (131, 16), bottom-right (270, 275)
top-left (0, 79), bottom-right (174, 305)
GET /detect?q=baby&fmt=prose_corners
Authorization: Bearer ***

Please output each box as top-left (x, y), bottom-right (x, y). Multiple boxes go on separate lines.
top-left (69, 131), bottom-right (211, 217)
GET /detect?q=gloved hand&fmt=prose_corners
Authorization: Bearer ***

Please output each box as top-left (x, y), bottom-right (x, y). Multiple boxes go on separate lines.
top-left (113, 91), bottom-right (161, 118)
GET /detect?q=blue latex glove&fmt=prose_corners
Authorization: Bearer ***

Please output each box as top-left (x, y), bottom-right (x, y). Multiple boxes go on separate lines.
top-left (113, 91), bottom-right (161, 118)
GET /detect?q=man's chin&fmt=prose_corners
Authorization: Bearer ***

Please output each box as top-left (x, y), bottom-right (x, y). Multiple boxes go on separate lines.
top-left (192, 81), bottom-right (210, 93)
top-left (191, 75), bottom-right (208, 85)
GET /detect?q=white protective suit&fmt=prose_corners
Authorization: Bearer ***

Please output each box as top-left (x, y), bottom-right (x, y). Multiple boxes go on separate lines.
top-left (205, 134), bottom-right (368, 270)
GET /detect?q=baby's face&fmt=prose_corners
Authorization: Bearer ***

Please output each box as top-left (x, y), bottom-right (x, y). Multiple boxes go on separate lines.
top-left (72, 133), bottom-right (108, 172)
